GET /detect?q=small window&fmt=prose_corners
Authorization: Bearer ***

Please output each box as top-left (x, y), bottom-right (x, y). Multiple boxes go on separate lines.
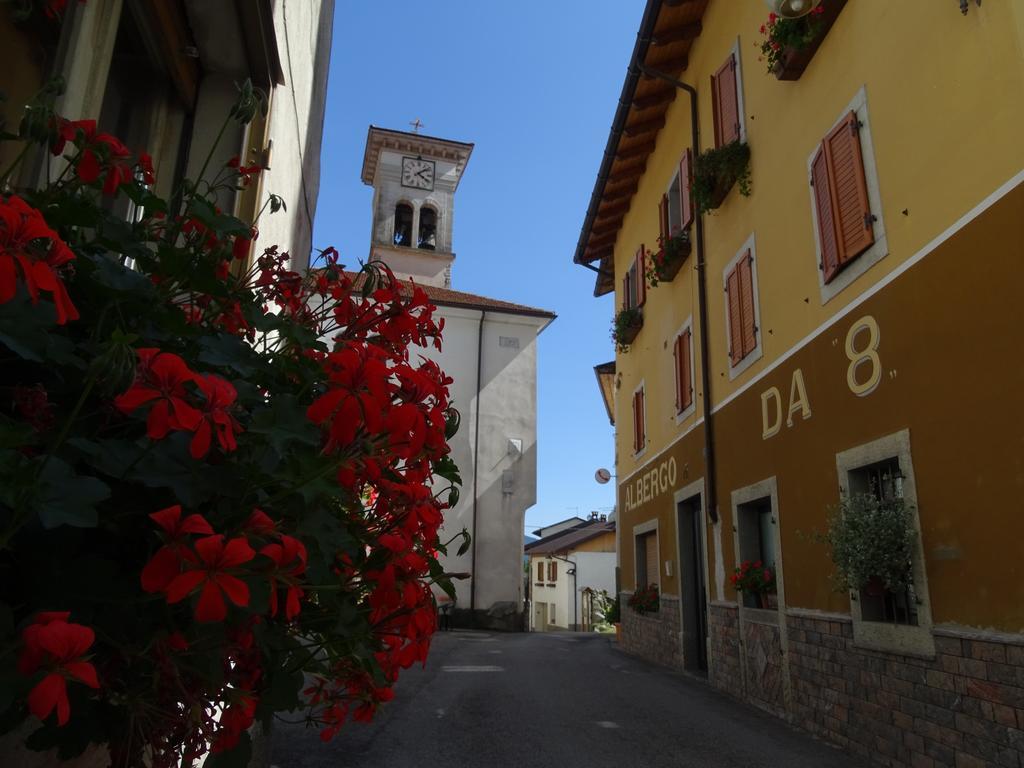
top-left (622, 247), bottom-right (646, 311)
top-left (394, 203), bottom-right (413, 246)
top-left (674, 327), bottom-right (694, 415)
top-left (417, 206), bottom-right (437, 250)
top-left (724, 246), bottom-right (759, 372)
top-left (632, 385), bottom-right (646, 455)
top-left (635, 530), bottom-right (658, 589)
top-left (848, 458), bottom-right (918, 626)
top-left (548, 561), bottom-right (558, 582)
top-left (736, 497), bottom-right (777, 610)
top-left (536, 561), bottom-right (544, 583)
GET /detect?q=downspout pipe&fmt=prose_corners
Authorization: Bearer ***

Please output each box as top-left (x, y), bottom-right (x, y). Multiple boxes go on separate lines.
top-left (634, 62), bottom-right (719, 526)
top-left (469, 310), bottom-right (486, 623)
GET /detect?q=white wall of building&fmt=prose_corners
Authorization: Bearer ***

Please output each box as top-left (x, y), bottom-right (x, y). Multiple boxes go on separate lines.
top-left (528, 551), bottom-right (616, 631)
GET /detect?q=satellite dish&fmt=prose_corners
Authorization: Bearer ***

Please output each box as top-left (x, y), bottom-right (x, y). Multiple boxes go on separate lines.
top-left (594, 468), bottom-right (612, 485)
top-left (763, 0), bottom-right (821, 18)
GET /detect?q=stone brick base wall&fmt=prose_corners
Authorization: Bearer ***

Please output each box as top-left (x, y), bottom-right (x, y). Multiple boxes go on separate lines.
top-left (620, 592), bottom-right (682, 671)
top-left (708, 603), bottom-right (1024, 768)
top-left (787, 613), bottom-right (1024, 768)
top-left (709, 602), bottom-right (742, 698)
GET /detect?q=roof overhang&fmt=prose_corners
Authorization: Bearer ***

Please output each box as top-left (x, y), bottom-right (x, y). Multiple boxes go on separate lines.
top-left (360, 126), bottom-right (474, 188)
top-left (594, 361), bottom-right (616, 426)
top-left (572, 0), bottom-right (709, 296)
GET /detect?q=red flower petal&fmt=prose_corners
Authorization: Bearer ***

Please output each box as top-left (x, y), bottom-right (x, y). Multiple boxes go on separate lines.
top-left (179, 514), bottom-right (214, 536)
top-left (64, 661), bottom-right (99, 689)
top-left (195, 580), bottom-right (227, 622)
top-left (212, 573), bottom-right (249, 608)
top-left (77, 149), bottom-right (100, 183)
top-left (165, 570), bottom-right (206, 604)
top-left (190, 419), bottom-right (212, 459)
top-left (149, 505), bottom-right (182, 534)
top-left (28, 673), bottom-right (68, 725)
top-left (141, 546), bottom-right (182, 593)
top-left (220, 537), bottom-right (255, 568)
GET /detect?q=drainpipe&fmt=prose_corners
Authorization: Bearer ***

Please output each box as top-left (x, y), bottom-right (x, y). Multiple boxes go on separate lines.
top-left (550, 553), bottom-right (578, 630)
top-left (634, 62), bottom-right (719, 526)
top-left (469, 310), bottom-right (486, 622)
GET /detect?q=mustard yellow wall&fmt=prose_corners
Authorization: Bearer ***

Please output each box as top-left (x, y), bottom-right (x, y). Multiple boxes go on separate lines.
top-left (571, 530), bottom-right (617, 554)
top-left (613, 0), bottom-right (1024, 469)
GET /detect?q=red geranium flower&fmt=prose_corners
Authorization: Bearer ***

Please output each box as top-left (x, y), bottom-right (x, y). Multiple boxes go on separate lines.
top-left (114, 349), bottom-right (202, 440)
top-left (0, 195), bottom-right (79, 324)
top-left (18, 613), bottom-right (100, 726)
top-left (140, 505), bottom-right (215, 593)
top-left (261, 535), bottom-right (308, 620)
top-left (165, 535), bottom-right (255, 622)
top-left (190, 374), bottom-right (243, 459)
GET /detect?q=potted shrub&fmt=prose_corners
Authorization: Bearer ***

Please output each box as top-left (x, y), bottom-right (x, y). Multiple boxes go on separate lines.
top-left (824, 493), bottom-right (917, 596)
top-left (627, 584), bottom-right (659, 616)
top-left (757, 0), bottom-right (848, 81)
top-left (604, 594), bottom-right (621, 641)
top-left (692, 140), bottom-right (751, 215)
top-left (645, 231), bottom-right (691, 288)
top-left (730, 560), bottom-right (777, 609)
top-left (611, 307), bottom-right (643, 352)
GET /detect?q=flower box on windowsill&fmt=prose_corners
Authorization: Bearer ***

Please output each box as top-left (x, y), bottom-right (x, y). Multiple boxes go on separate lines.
top-left (612, 307), bottom-right (643, 351)
top-left (693, 141), bottom-right (751, 215)
top-left (648, 233), bottom-right (692, 286)
top-left (772, 0), bottom-right (848, 81)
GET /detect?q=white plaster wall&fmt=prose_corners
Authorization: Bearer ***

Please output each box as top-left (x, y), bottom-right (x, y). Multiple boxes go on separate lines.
top-left (415, 306), bottom-right (547, 619)
top-left (575, 552), bottom-right (618, 602)
top-left (257, 0), bottom-right (335, 271)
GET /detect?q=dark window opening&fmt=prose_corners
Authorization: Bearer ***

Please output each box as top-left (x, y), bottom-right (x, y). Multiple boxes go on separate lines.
top-left (737, 497), bottom-right (776, 610)
top-left (418, 206), bottom-right (436, 250)
top-left (850, 457), bottom-right (919, 626)
top-left (394, 203), bottom-right (413, 246)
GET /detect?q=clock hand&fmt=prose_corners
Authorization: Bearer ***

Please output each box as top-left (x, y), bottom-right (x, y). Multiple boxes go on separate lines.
top-left (415, 168), bottom-right (430, 181)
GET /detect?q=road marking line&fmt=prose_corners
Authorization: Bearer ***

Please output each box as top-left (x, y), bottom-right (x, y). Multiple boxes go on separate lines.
top-left (596, 721), bottom-right (620, 729)
top-left (441, 665), bottom-right (504, 672)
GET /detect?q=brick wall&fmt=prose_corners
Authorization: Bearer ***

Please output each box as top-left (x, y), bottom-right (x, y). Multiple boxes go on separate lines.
top-left (709, 602), bottom-right (743, 698)
top-left (787, 613), bottom-right (1024, 768)
top-left (620, 592), bottom-right (683, 671)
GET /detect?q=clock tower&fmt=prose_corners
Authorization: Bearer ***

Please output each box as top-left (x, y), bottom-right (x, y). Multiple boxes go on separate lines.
top-left (360, 126), bottom-right (474, 288)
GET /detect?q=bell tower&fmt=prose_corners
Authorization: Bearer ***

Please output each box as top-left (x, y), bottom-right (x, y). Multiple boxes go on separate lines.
top-left (360, 126), bottom-right (474, 288)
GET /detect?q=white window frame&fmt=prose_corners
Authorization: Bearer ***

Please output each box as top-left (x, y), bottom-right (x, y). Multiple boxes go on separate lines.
top-left (731, 38), bottom-right (748, 144)
top-left (807, 86), bottom-right (889, 305)
top-left (666, 170), bottom-right (682, 235)
top-left (673, 317), bottom-right (697, 424)
top-left (835, 429), bottom-right (934, 658)
top-left (632, 380), bottom-right (647, 458)
top-left (730, 477), bottom-right (786, 623)
top-left (632, 518), bottom-right (660, 591)
top-left (723, 233), bottom-right (763, 381)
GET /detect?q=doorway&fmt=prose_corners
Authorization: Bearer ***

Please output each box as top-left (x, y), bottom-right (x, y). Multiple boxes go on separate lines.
top-left (677, 494), bottom-right (708, 673)
top-left (533, 600), bottom-right (548, 632)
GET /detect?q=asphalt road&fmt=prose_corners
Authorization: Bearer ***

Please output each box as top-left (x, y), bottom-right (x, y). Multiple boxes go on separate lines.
top-left (270, 630), bottom-right (866, 768)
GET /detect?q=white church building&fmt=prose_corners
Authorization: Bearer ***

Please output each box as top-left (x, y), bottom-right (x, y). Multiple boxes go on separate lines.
top-left (359, 126), bottom-right (555, 630)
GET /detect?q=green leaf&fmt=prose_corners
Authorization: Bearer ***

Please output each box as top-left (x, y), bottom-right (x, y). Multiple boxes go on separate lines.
top-left (33, 458), bottom-right (110, 529)
top-left (447, 485), bottom-right (460, 508)
top-left (198, 334), bottom-right (261, 376)
top-left (86, 251), bottom-right (156, 295)
top-left (433, 455), bottom-right (462, 485)
top-left (134, 434), bottom-right (219, 506)
top-left (0, 414), bottom-right (36, 450)
top-left (261, 666), bottom-right (304, 713)
top-left (456, 529), bottom-right (471, 557)
top-left (204, 731), bottom-right (251, 768)
top-left (249, 395), bottom-right (319, 452)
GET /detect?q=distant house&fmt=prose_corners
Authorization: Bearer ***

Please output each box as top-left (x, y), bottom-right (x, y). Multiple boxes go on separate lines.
top-left (526, 517), bottom-right (616, 632)
top-left (531, 516), bottom-right (587, 539)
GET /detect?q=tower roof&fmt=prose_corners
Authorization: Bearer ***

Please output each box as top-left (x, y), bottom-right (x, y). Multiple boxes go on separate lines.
top-left (360, 126), bottom-right (474, 188)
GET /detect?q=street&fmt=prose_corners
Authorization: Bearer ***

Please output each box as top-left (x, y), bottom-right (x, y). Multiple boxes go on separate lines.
top-left (271, 631), bottom-right (867, 768)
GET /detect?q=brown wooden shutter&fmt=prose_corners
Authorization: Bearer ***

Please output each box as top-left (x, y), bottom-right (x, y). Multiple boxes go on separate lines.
top-left (659, 195), bottom-right (670, 242)
top-left (635, 247), bottom-right (647, 307)
top-left (679, 149), bottom-right (694, 231)
top-left (712, 54), bottom-right (740, 148)
top-left (680, 329), bottom-right (692, 410)
top-left (726, 267), bottom-right (743, 365)
top-left (537, 561), bottom-right (544, 581)
top-left (823, 111), bottom-right (874, 264)
top-left (632, 391), bottom-right (640, 452)
top-left (812, 147), bottom-right (841, 283)
top-left (644, 534), bottom-right (658, 588)
top-left (551, 561), bottom-right (557, 581)
top-left (738, 251), bottom-right (757, 356)
top-left (673, 335), bottom-right (682, 411)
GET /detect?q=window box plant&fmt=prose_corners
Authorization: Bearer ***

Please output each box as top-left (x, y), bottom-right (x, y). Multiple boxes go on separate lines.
top-left (627, 583), bottom-right (659, 615)
top-left (730, 560), bottom-right (776, 609)
top-left (645, 231), bottom-right (691, 288)
top-left (692, 140), bottom-right (751, 215)
top-left (758, 0), bottom-right (848, 81)
top-left (611, 307), bottom-right (643, 351)
top-left (824, 493), bottom-right (917, 595)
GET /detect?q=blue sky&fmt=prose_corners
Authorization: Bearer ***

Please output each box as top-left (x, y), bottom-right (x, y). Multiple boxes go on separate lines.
top-left (313, 2), bottom-right (641, 531)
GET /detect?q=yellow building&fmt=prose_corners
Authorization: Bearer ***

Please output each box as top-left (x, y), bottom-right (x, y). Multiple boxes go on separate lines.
top-left (576, 2), bottom-right (1024, 764)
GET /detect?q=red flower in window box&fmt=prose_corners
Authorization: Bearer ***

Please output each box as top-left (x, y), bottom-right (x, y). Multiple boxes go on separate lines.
top-left (114, 349), bottom-right (202, 440)
top-left (18, 613), bottom-right (100, 726)
top-left (164, 535), bottom-right (256, 622)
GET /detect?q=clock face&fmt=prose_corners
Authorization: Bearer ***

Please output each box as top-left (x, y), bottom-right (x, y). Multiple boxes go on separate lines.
top-left (401, 157), bottom-right (435, 190)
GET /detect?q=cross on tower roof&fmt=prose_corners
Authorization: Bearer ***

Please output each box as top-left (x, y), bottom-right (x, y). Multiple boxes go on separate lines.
top-left (409, 118), bottom-right (424, 134)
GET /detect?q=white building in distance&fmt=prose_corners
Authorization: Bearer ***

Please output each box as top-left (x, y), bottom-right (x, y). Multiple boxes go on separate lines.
top-left (359, 126), bottom-right (555, 630)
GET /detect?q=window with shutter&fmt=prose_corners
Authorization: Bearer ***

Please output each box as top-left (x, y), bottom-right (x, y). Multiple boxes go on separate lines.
top-left (644, 534), bottom-right (659, 589)
top-left (658, 195), bottom-right (670, 242)
top-left (632, 387), bottom-right (645, 454)
top-left (726, 267), bottom-right (743, 366)
top-left (738, 251), bottom-right (757, 356)
top-left (812, 147), bottom-right (841, 282)
top-left (634, 247), bottom-right (646, 307)
top-left (675, 329), bottom-right (693, 413)
top-left (679, 149), bottom-right (694, 231)
top-left (823, 111), bottom-right (874, 267)
top-left (712, 53), bottom-right (740, 148)
top-left (551, 561), bottom-right (558, 582)
top-left (536, 561), bottom-right (544, 582)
